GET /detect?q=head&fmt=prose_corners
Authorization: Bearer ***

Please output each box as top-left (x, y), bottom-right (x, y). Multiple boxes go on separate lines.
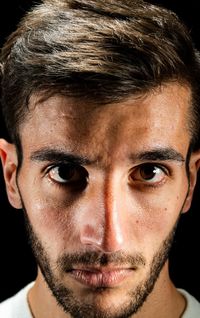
top-left (1, 0), bottom-right (200, 317)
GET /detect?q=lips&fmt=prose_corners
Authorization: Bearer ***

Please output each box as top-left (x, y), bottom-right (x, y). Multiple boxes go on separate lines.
top-left (69, 267), bottom-right (133, 288)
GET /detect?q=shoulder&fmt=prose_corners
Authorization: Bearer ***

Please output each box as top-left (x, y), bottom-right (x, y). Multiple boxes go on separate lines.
top-left (0, 282), bottom-right (34, 318)
top-left (179, 289), bottom-right (200, 318)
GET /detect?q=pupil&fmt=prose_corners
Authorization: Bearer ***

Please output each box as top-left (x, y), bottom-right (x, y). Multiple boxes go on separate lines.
top-left (141, 165), bottom-right (156, 180)
top-left (58, 164), bottom-right (75, 180)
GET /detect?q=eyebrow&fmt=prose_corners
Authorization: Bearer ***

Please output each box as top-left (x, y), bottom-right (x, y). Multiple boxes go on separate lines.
top-left (30, 146), bottom-right (185, 166)
top-left (130, 147), bottom-right (185, 163)
top-left (30, 148), bottom-right (93, 165)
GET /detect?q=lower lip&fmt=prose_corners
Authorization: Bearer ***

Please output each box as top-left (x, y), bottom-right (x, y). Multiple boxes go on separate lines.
top-left (69, 269), bottom-right (133, 288)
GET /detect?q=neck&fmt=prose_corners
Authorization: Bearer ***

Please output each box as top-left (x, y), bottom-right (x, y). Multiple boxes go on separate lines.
top-left (28, 262), bottom-right (186, 318)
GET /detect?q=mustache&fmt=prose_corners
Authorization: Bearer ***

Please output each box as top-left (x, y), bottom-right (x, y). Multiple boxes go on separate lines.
top-left (57, 251), bottom-right (146, 271)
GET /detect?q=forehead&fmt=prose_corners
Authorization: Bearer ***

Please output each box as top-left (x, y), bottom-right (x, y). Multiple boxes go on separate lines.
top-left (20, 83), bottom-right (191, 160)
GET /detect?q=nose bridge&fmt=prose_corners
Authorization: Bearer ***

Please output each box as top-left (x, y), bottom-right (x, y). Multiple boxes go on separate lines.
top-left (103, 173), bottom-right (125, 248)
top-left (80, 170), bottom-right (128, 252)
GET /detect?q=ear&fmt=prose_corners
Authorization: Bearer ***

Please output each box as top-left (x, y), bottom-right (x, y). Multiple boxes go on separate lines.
top-left (0, 139), bottom-right (22, 209)
top-left (182, 149), bottom-right (200, 213)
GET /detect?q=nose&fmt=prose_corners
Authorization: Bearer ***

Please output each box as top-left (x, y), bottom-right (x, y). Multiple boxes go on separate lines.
top-left (80, 174), bottom-right (129, 253)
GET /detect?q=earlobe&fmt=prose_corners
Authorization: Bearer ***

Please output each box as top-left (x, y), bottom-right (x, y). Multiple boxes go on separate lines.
top-left (182, 149), bottom-right (200, 213)
top-left (0, 138), bottom-right (22, 209)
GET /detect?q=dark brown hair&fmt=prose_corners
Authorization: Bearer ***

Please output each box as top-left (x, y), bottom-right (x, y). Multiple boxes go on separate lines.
top-left (1, 0), bottom-right (200, 150)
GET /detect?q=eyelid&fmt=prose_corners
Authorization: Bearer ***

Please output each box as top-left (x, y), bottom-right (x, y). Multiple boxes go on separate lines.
top-left (42, 161), bottom-right (78, 174)
top-left (132, 162), bottom-right (171, 173)
top-left (45, 162), bottom-right (86, 174)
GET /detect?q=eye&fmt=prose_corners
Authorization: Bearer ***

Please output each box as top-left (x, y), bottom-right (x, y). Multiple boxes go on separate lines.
top-left (47, 163), bottom-right (88, 189)
top-left (129, 163), bottom-right (168, 185)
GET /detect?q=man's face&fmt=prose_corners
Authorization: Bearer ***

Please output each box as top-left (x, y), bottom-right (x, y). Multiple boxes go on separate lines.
top-left (2, 83), bottom-right (198, 317)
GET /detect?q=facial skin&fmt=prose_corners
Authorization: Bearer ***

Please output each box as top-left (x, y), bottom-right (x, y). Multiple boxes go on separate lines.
top-left (1, 82), bottom-right (200, 318)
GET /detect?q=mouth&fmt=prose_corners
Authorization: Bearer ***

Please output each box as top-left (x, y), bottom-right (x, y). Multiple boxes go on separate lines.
top-left (68, 267), bottom-right (134, 288)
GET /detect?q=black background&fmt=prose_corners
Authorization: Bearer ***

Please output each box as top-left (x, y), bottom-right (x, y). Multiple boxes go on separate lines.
top-left (0, 0), bottom-right (200, 302)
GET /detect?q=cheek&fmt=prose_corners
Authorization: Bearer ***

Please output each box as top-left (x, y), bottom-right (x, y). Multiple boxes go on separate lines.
top-left (21, 192), bottom-right (81, 256)
top-left (130, 184), bottom-right (188, 253)
top-left (18, 168), bottom-right (81, 250)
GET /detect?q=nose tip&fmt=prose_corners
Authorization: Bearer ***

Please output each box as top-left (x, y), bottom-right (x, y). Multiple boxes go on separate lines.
top-left (80, 199), bottom-right (127, 253)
